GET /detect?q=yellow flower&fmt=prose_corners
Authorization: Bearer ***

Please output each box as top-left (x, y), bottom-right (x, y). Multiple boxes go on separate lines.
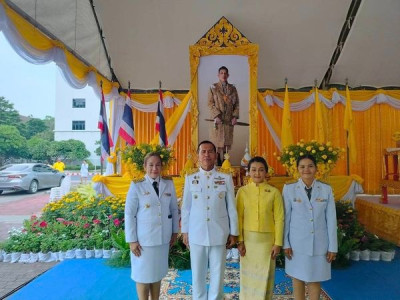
top-left (312, 150), bottom-right (316, 154)
top-left (273, 152), bottom-right (277, 156)
top-left (322, 155), bottom-right (327, 160)
top-left (326, 141), bottom-right (332, 146)
top-left (328, 147), bottom-right (333, 151)
top-left (328, 160), bottom-right (332, 163)
top-left (277, 156), bottom-right (281, 161)
top-left (333, 151), bottom-right (337, 155)
top-left (319, 146), bottom-right (325, 151)
top-left (306, 146), bottom-right (312, 151)
top-left (289, 151), bottom-right (294, 155)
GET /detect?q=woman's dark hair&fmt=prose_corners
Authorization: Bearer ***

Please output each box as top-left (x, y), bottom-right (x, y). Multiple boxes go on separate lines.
top-left (247, 156), bottom-right (268, 173)
top-left (296, 154), bottom-right (317, 167)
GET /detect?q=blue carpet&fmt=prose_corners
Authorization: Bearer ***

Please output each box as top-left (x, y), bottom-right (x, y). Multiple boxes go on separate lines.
top-left (323, 253), bottom-right (400, 300)
top-left (9, 254), bottom-right (400, 300)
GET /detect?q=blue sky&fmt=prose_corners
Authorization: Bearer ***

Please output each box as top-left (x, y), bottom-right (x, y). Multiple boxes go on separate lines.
top-left (0, 33), bottom-right (56, 119)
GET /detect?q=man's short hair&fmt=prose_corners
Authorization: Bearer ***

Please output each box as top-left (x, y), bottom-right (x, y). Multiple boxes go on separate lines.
top-left (218, 66), bottom-right (229, 74)
top-left (197, 140), bottom-right (216, 153)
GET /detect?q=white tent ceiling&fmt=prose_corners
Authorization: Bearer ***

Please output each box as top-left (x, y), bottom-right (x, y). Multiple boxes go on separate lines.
top-left (6, 0), bottom-right (400, 90)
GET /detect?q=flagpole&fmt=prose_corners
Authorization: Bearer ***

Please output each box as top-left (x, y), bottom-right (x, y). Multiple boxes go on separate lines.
top-left (100, 80), bottom-right (104, 175)
top-left (345, 79), bottom-right (350, 176)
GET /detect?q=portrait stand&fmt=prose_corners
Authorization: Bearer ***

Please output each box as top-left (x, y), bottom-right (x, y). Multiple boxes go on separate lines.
top-left (189, 17), bottom-right (259, 164)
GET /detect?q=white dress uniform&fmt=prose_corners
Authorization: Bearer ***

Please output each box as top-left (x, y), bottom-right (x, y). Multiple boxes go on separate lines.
top-left (181, 167), bottom-right (238, 300)
top-left (283, 179), bottom-right (338, 282)
top-left (125, 175), bottom-right (179, 283)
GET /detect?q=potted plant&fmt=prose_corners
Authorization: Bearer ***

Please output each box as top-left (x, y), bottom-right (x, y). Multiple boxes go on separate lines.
top-left (85, 236), bottom-right (95, 259)
top-left (102, 239), bottom-right (113, 258)
top-left (10, 239), bottom-right (22, 263)
top-left (2, 240), bottom-right (13, 262)
top-left (75, 239), bottom-right (86, 259)
top-left (380, 240), bottom-right (396, 262)
top-left (19, 236), bottom-right (32, 263)
top-left (93, 233), bottom-right (104, 258)
top-left (0, 241), bottom-right (4, 262)
top-left (59, 239), bottom-right (70, 261)
top-left (39, 235), bottom-right (54, 262)
top-left (359, 234), bottom-right (371, 261)
top-left (368, 238), bottom-right (382, 261)
top-left (65, 239), bottom-right (76, 259)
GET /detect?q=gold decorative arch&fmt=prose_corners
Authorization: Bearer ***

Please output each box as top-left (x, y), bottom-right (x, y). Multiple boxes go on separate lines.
top-left (189, 17), bottom-right (259, 154)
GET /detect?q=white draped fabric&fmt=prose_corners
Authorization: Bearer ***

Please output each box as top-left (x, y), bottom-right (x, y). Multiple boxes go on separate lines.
top-left (257, 101), bottom-right (282, 150)
top-left (264, 91), bottom-right (400, 111)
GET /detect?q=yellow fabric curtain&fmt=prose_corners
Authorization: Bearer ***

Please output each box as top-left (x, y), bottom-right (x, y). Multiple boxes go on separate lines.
top-left (258, 89), bottom-right (400, 194)
top-left (281, 84), bottom-right (294, 148)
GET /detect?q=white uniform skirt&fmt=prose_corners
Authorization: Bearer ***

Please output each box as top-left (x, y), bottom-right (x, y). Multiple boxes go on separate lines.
top-left (130, 243), bottom-right (169, 283)
top-left (285, 251), bottom-right (331, 282)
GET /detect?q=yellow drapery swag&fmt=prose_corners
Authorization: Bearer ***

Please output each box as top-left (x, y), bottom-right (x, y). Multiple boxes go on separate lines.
top-left (344, 85), bottom-right (357, 163)
top-left (281, 84), bottom-right (294, 148)
top-left (314, 87), bottom-right (326, 143)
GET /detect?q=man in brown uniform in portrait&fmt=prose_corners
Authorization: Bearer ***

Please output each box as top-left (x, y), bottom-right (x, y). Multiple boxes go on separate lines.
top-left (208, 66), bottom-right (240, 165)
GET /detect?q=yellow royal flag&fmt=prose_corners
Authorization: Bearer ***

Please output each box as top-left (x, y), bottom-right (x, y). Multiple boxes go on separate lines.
top-left (281, 84), bottom-right (294, 148)
top-left (344, 85), bottom-right (357, 162)
top-left (314, 87), bottom-right (326, 143)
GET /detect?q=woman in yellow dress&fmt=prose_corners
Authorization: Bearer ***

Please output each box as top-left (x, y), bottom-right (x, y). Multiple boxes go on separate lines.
top-left (236, 156), bottom-right (284, 299)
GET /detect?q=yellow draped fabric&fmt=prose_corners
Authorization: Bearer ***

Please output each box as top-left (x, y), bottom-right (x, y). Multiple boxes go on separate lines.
top-left (258, 89), bottom-right (400, 194)
top-left (281, 84), bottom-right (294, 148)
top-left (344, 85), bottom-right (357, 162)
top-left (1, 0), bottom-right (116, 94)
top-left (314, 87), bottom-right (326, 143)
top-left (355, 197), bottom-right (400, 246)
top-left (267, 175), bottom-right (363, 201)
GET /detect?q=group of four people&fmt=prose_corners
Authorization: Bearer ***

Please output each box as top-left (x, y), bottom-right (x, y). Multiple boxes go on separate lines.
top-left (124, 140), bottom-right (337, 300)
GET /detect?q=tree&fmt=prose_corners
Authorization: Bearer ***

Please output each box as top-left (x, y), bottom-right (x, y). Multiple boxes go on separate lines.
top-left (0, 96), bottom-right (20, 127)
top-left (49, 139), bottom-right (90, 162)
top-left (24, 118), bottom-right (47, 138)
top-left (0, 125), bottom-right (27, 165)
top-left (27, 137), bottom-right (51, 162)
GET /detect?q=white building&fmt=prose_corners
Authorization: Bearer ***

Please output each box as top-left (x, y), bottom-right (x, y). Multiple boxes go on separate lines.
top-left (54, 71), bottom-right (102, 166)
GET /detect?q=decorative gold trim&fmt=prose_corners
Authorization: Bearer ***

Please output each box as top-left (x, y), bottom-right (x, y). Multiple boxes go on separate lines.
top-left (196, 17), bottom-right (251, 47)
top-left (189, 18), bottom-right (259, 154)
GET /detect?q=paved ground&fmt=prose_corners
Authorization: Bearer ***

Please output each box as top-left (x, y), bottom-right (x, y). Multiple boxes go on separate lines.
top-left (0, 175), bottom-right (83, 299)
top-left (0, 262), bottom-right (58, 299)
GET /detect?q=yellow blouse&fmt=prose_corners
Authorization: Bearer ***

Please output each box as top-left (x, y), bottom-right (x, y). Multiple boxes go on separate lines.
top-left (236, 181), bottom-right (284, 246)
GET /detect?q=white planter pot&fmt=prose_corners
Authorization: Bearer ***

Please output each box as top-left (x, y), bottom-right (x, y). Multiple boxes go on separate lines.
top-left (370, 251), bottom-right (381, 261)
top-left (3, 253), bottom-right (11, 263)
top-left (58, 251), bottom-right (66, 261)
top-left (360, 249), bottom-right (370, 261)
top-left (51, 252), bottom-right (59, 261)
top-left (381, 251), bottom-right (393, 262)
top-left (345, 253), bottom-right (350, 260)
top-left (29, 252), bottom-right (39, 263)
top-left (390, 249), bottom-right (396, 259)
top-left (85, 249), bottom-right (94, 259)
top-left (75, 249), bottom-right (85, 259)
top-left (94, 249), bottom-right (103, 258)
top-left (102, 249), bottom-right (112, 258)
top-left (11, 252), bottom-right (21, 263)
top-left (65, 249), bottom-right (76, 259)
top-left (19, 253), bottom-right (30, 263)
top-left (39, 252), bottom-right (53, 262)
top-left (350, 250), bottom-right (360, 261)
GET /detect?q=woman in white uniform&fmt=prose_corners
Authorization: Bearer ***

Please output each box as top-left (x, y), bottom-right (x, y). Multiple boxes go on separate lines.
top-left (283, 154), bottom-right (337, 300)
top-left (125, 152), bottom-right (179, 300)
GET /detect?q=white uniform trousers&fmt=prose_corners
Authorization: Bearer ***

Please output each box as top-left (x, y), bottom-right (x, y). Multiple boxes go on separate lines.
top-left (190, 243), bottom-right (227, 300)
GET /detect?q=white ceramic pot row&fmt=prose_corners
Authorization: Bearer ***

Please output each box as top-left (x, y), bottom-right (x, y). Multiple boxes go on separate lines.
top-left (350, 249), bottom-right (396, 262)
top-left (0, 249), bottom-right (116, 263)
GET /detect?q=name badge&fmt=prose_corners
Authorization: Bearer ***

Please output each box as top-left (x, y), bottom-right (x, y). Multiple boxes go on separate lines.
top-left (164, 193), bottom-right (171, 196)
top-left (293, 198), bottom-right (302, 203)
top-left (143, 191), bottom-right (150, 195)
top-left (315, 198), bottom-right (327, 202)
top-left (192, 180), bottom-right (199, 185)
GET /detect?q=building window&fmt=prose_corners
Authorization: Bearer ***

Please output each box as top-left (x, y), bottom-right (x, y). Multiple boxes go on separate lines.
top-left (72, 98), bottom-right (86, 108)
top-left (72, 121), bottom-right (85, 130)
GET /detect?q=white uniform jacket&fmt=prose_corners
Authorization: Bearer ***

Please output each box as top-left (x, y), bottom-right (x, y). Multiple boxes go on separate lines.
top-left (181, 168), bottom-right (238, 246)
top-left (125, 176), bottom-right (179, 246)
top-left (283, 179), bottom-right (338, 256)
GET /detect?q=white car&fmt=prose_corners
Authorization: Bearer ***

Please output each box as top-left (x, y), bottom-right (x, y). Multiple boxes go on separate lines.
top-left (0, 163), bottom-right (65, 194)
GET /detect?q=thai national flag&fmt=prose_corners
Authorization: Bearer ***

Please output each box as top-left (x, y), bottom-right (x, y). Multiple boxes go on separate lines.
top-left (155, 89), bottom-right (168, 146)
top-left (98, 88), bottom-right (113, 161)
top-left (118, 90), bottom-right (136, 145)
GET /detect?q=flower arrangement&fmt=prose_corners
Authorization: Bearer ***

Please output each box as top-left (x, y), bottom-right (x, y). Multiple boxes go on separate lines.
top-left (121, 143), bottom-right (174, 180)
top-left (274, 140), bottom-right (343, 179)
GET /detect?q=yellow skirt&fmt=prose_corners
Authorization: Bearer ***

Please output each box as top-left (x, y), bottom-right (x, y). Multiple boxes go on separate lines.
top-left (240, 231), bottom-right (276, 300)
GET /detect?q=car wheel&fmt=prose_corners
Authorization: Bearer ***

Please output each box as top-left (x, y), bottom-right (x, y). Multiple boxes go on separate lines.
top-left (58, 177), bottom-right (64, 187)
top-left (27, 180), bottom-right (38, 194)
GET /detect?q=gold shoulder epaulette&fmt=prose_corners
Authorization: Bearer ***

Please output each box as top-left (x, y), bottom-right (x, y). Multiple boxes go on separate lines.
top-left (132, 177), bottom-right (145, 183)
top-left (185, 169), bottom-right (199, 176)
top-left (162, 175), bottom-right (173, 180)
top-left (285, 179), bottom-right (297, 185)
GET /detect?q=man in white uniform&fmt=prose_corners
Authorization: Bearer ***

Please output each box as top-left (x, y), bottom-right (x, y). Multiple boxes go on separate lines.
top-left (182, 140), bottom-right (238, 300)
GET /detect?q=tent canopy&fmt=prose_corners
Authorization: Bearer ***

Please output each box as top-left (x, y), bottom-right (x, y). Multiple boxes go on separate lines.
top-left (6, 0), bottom-right (400, 90)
